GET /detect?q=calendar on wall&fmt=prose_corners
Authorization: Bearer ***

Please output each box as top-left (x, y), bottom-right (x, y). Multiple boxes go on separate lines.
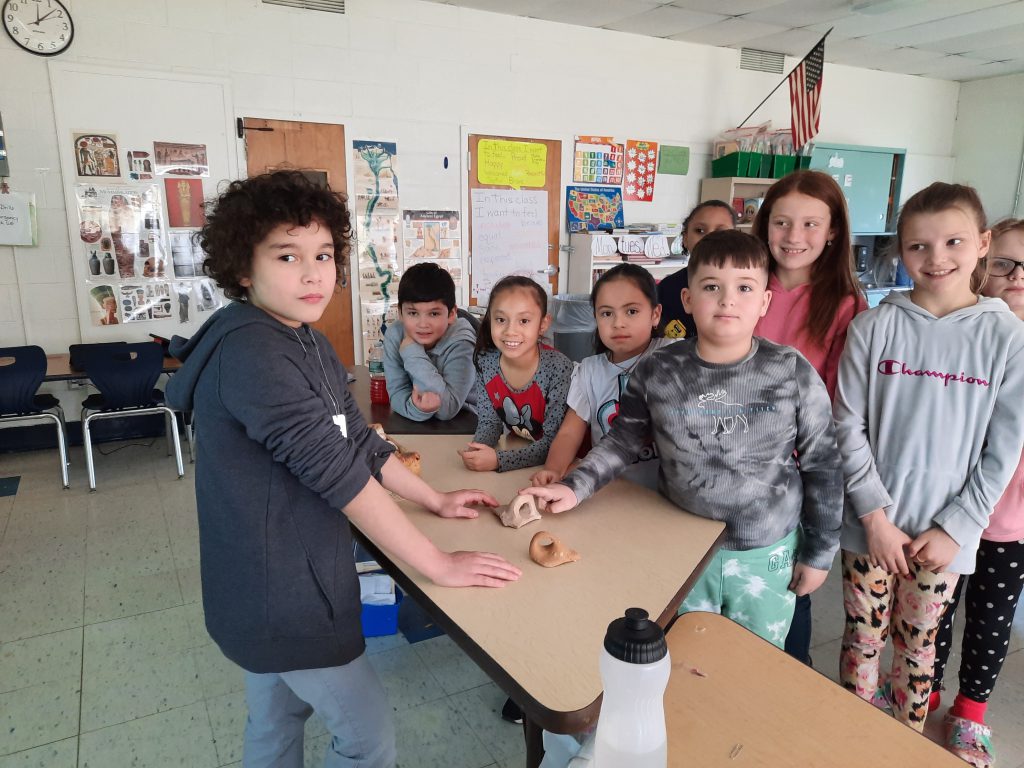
top-left (573, 136), bottom-right (624, 185)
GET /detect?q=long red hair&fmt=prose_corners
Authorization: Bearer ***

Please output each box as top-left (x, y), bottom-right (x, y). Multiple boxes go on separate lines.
top-left (752, 170), bottom-right (862, 346)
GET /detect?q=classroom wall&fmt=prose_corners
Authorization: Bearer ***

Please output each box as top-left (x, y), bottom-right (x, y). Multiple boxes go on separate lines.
top-left (0, 0), bottom-right (961, 355)
top-left (952, 72), bottom-right (1024, 222)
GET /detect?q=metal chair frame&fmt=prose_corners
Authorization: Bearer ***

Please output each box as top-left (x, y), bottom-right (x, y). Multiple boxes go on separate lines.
top-left (81, 404), bottom-right (183, 490)
top-left (1, 410), bottom-right (70, 489)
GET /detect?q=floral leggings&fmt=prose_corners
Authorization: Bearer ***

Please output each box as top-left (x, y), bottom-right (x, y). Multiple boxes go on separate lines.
top-left (840, 551), bottom-right (960, 732)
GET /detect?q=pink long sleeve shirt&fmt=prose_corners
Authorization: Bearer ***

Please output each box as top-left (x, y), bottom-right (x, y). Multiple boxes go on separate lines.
top-left (985, 451), bottom-right (1024, 542)
top-left (754, 274), bottom-right (867, 401)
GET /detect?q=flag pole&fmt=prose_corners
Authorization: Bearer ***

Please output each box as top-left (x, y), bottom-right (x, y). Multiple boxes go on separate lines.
top-left (735, 28), bottom-right (832, 130)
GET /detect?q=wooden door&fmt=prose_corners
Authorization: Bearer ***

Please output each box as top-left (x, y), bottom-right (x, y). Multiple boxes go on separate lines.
top-left (467, 134), bottom-right (561, 303)
top-left (242, 118), bottom-right (354, 365)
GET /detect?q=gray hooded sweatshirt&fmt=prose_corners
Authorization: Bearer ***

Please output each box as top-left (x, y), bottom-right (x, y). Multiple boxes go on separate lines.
top-left (382, 317), bottom-right (477, 421)
top-left (834, 292), bottom-right (1024, 574)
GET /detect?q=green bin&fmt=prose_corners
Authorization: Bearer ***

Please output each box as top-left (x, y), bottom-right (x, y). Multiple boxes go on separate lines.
top-left (711, 151), bottom-right (751, 178)
top-left (772, 155), bottom-right (797, 178)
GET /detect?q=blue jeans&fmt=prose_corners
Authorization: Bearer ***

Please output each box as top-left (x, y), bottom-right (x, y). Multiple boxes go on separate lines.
top-left (243, 652), bottom-right (396, 768)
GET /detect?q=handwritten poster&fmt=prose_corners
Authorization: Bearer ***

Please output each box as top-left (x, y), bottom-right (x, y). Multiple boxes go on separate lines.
top-left (624, 139), bottom-right (659, 202)
top-left (0, 192), bottom-right (37, 246)
top-left (471, 189), bottom-right (548, 303)
top-left (477, 140), bottom-right (547, 189)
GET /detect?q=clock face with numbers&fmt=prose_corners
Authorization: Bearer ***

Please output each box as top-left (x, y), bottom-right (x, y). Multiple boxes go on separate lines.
top-left (3, 0), bottom-right (74, 57)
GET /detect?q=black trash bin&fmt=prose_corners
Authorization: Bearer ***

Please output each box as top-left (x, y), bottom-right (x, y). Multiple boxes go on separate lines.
top-left (549, 294), bottom-right (595, 363)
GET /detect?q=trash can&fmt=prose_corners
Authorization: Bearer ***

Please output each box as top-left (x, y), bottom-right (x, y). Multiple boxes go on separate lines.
top-left (549, 294), bottom-right (595, 363)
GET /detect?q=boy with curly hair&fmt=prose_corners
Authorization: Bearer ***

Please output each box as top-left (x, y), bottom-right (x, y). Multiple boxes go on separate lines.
top-left (166, 171), bottom-right (519, 767)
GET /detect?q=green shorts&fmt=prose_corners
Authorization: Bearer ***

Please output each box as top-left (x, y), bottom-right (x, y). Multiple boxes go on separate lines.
top-left (679, 528), bottom-right (799, 648)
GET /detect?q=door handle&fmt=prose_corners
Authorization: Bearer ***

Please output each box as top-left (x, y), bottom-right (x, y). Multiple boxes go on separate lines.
top-left (538, 265), bottom-right (559, 276)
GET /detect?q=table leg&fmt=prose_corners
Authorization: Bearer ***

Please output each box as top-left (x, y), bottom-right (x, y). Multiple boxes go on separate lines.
top-left (523, 717), bottom-right (544, 768)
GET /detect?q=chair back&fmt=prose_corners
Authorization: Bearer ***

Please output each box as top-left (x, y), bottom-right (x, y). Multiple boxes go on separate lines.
top-left (84, 342), bottom-right (164, 410)
top-left (69, 341), bottom-right (128, 372)
top-left (0, 345), bottom-right (47, 416)
top-left (456, 307), bottom-right (481, 333)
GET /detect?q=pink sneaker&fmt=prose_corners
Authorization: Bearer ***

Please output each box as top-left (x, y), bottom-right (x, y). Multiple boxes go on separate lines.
top-left (945, 714), bottom-right (994, 768)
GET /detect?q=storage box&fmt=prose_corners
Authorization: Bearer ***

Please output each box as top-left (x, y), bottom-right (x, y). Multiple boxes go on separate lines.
top-left (772, 154), bottom-right (797, 178)
top-left (711, 151), bottom-right (751, 178)
top-left (361, 588), bottom-right (402, 637)
top-left (755, 152), bottom-right (773, 178)
top-left (797, 155), bottom-right (812, 170)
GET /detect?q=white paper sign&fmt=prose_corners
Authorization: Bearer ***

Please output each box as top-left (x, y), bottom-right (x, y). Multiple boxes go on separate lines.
top-left (0, 193), bottom-right (36, 246)
top-left (471, 189), bottom-right (548, 303)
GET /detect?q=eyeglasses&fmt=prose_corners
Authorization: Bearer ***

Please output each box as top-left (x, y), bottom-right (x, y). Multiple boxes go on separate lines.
top-left (985, 257), bottom-right (1024, 277)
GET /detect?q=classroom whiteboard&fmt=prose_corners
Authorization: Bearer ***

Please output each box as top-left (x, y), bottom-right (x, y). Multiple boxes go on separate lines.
top-left (470, 189), bottom-right (548, 303)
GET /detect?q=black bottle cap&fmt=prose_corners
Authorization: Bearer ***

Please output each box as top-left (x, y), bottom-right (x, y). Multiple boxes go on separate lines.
top-left (603, 607), bottom-right (667, 664)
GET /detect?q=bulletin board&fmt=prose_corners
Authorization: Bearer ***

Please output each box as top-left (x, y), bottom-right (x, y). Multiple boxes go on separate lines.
top-left (467, 134), bottom-right (561, 304)
top-left (49, 63), bottom-right (237, 342)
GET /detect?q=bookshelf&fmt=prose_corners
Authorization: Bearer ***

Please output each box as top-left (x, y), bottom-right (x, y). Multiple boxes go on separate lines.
top-left (699, 177), bottom-right (776, 230)
top-left (565, 231), bottom-right (685, 293)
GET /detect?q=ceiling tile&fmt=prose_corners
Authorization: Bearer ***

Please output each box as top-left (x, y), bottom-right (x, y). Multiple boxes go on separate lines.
top-left (865, 2), bottom-right (1024, 47)
top-left (910, 22), bottom-right (1024, 55)
top-left (534, 0), bottom-right (661, 28)
top-left (742, 0), bottom-right (852, 28)
top-left (914, 56), bottom-right (1024, 81)
top-left (818, 37), bottom-right (893, 66)
top-left (667, 0), bottom-right (788, 14)
top-left (805, 0), bottom-right (1011, 39)
top-left (733, 27), bottom-right (833, 56)
top-left (669, 16), bottom-right (789, 46)
top-left (970, 42), bottom-right (1024, 61)
top-left (602, 4), bottom-right (727, 36)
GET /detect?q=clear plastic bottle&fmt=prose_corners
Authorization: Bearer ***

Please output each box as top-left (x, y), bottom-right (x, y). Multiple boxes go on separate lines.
top-left (367, 343), bottom-right (389, 405)
top-left (593, 608), bottom-right (670, 768)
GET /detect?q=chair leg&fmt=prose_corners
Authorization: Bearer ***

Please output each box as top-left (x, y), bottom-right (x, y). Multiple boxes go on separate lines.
top-left (53, 411), bottom-right (70, 489)
top-left (164, 411), bottom-right (174, 456)
top-left (165, 408), bottom-right (185, 479)
top-left (185, 412), bottom-right (195, 464)
top-left (83, 411), bottom-right (98, 491)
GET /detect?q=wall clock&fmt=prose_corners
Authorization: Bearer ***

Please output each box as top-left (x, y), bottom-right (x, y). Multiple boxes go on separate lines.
top-left (3, 0), bottom-right (74, 57)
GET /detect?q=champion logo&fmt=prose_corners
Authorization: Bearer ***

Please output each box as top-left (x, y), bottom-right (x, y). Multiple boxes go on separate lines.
top-left (877, 359), bottom-right (990, 388)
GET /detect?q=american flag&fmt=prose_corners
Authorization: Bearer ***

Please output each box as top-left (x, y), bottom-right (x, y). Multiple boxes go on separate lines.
top-left (788, 35), bottom-right (826, 151)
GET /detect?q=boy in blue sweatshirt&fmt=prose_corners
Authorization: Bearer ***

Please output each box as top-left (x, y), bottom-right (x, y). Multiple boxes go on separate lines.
top-left (166, 171), bottom-right (519, 768)
top-left (383, 262), bottom-right (477, 421)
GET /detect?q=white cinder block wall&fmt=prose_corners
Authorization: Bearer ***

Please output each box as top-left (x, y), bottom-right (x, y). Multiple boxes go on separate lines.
top-left (1, 0), bottom-right (962, 356)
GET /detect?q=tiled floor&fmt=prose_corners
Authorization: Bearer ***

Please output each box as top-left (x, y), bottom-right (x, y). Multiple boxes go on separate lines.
top-left (2, 440), bottom-right (1023, 767)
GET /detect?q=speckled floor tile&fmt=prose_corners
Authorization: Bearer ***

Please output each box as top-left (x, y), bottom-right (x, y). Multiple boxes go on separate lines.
top-left (448, 682), bottom-right (526, 763)
top-left (393, 696), bottom-right (493, 768)
top-left (0, 677), bottom-right (80, 754)
top-left (368, 644), bottom-right (448, 712)
top-left (77, 702), bottom-right (217, 768)
top-left (413, 634), bottom-right (491, 695)
top-left (0, 737), bottom-right (77, 767)
top-left (0, 627), bottom-right (82, 695)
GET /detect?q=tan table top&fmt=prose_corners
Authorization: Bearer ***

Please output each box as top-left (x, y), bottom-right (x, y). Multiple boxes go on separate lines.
top-left (665, 613), bottom-right (964, 767)
top-left (353, 433), bottom-right (725, 732)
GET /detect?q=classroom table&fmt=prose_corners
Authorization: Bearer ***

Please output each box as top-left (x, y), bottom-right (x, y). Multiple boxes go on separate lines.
top-left (664, 612), bottom-right (965, 767)
top-left (347, 365), bottom-right (477, 435)
top-left (350, 433), bottom-right (726, 768)
top-left (44, 353), bottom-right (182, 381)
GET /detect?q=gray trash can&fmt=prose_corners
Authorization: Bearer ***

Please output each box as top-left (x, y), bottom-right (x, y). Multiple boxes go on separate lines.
top-left (549, 294), bottom-right (595, 363)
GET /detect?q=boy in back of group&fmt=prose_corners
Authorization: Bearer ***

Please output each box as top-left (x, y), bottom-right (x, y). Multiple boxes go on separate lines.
top-left (383, 261), bottom-right (477, 421)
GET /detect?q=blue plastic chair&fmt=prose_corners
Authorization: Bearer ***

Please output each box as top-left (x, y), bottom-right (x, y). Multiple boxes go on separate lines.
top-left (79, 342), bottom-right (184, 490)
top-left (0, 345), bottom-right (70, 488)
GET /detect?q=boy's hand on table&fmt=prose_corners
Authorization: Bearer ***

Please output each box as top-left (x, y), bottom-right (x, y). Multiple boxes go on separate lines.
top-left (529, 468), bottom-right (562, 486)
top-left (862, 508), bottom-right (912, 576)
top-left (458, 442), bottom-right (498, 471)
top-left (411, 387), bottom-right (442, 413)
top-left (789, 563), bottom-right (828, 596)
top-left (907, 527), bottom-right (960, 573)
top-left (430, 551), bottom-right (521, 588)
top-left (518, 483), bottom-right (578, 514)
top-left (432, 489), bottom-right (499, 519)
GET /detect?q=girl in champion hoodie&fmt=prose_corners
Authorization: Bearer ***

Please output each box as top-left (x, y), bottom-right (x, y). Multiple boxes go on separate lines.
top-left (833, 183), bottom-right (1024, 747)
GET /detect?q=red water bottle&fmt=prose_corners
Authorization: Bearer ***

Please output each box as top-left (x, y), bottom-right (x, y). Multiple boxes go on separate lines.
top-left (368, 344), bottom-right (390, 405)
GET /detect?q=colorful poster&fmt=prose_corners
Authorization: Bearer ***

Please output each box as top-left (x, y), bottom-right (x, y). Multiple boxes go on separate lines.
top-left (402, 209), bottom-right (462, 291)
top-left (73, 133), bottom-right (120, 178)
top-left (153, 142), bottom-right (209, 177)
top-left (127, 150), bottom-right (154, 180)
top-left (477, 140), bottom-right (546, 189)
top-left (119, 282), bottom-right (173, 323)
top-left (352, 140), bottom-right (402, 357)
top-left (75, 184), bottom-right (168, 280)
top-left (624, 140), bottom-right (659, 202)
top-left (573, 136), bottom-right (624, 185)
top-left (169, 230), bottom-right (206, 278)
top-left (565, 186), bottom-right (624, 233)
top-left (88, 284), bottom-right (120, 326)
top-left (164, 178), bottom-right (205, 228)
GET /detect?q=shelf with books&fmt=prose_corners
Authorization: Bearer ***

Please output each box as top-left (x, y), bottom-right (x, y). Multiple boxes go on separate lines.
top-left (567, 230), bottom-right (684, 293)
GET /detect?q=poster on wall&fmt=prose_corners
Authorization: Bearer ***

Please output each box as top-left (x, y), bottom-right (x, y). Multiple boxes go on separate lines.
top-left (75, 183), bottom-right (168, 280)
top-left (565, 186), bottom-right (624, 233)
top-left (127, 150), bottom-right (154, 180)
top-left (119, 282), bottom-right (173, 323)
top-left (623, 139), bottom-right (659, 202)
top-left (73, 133), bottom-right (120, 179)
top-left (402, 209), bottom-right (462, 291)
top-left (0, 192), bottom-right (38, 246)
top-left (164, 178), bottom-right (205, 228)
top-left (153, 142), bottom-right (209, 177)
top-left (470, 189), bottom-right (548, 303)
top-left (88, 284), bottom-right (121, 326)
top-left (572, 136), bottom-right (624, 185)
top-left (169, 230), bottom-right (206, 278)
top-left (352, 140), bottom-right (402, 357)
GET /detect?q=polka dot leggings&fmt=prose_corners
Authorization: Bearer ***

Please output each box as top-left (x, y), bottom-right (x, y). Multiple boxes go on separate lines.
top-left (932, 537), bottom-right (1024, 702)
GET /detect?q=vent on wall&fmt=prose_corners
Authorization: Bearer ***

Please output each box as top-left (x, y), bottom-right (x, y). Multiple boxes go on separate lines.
top-left (740, 48), bottom-right (785, 74)
top-left (262, 0), bottom-right (345, 12)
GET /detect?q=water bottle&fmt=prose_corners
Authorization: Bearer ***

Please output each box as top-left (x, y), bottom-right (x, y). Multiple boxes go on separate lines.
top-left (367, 343), bottom-right (389, 405)
top-left (593, 607), bottom-right (670, 768)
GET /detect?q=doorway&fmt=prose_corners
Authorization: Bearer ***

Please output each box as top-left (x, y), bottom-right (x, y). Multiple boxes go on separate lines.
top-left (242, 118), bottom-right (354, 365)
